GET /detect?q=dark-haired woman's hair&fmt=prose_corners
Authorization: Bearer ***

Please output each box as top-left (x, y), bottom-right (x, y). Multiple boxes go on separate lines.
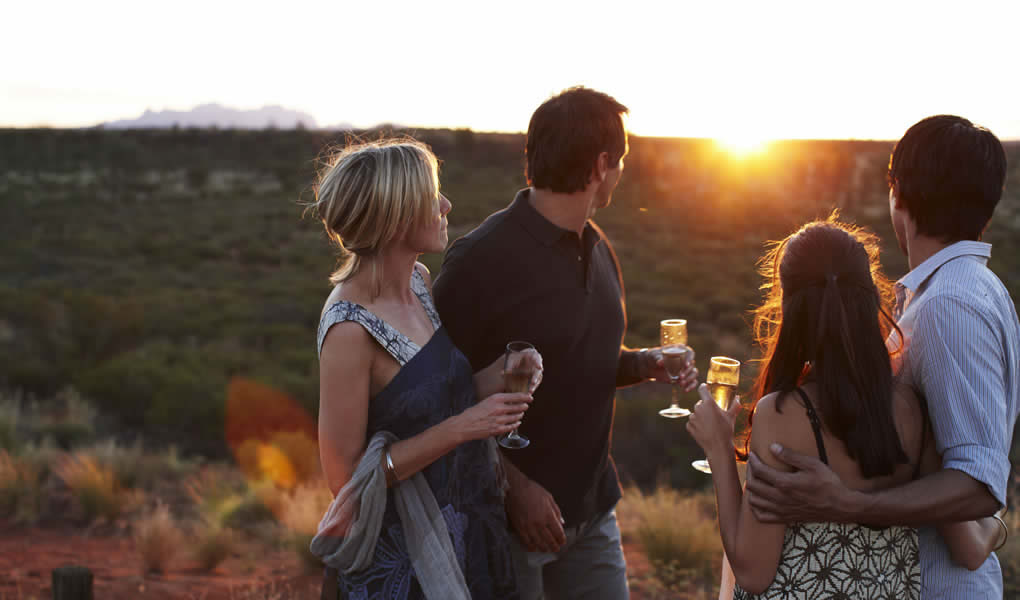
top-left (742, 216), bottom-right (907, 479)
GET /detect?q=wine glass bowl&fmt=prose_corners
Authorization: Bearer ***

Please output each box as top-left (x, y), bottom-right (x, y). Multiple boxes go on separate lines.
top-left (659, 319), bottom-right (692, 419)
top-left (498, 341), bottom-right (535, 449)
top-left (692, 356), bottom-right (741, 473)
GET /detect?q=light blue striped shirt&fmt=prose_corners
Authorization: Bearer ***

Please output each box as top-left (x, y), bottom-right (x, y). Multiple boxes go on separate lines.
top-left (893, 241), bottom-right (1020, 599)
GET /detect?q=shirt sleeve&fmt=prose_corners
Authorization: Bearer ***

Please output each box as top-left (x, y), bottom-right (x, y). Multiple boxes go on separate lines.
top-left (616, 348), bottom-right (645, 387)
top-left (433, 238), bottom-right (487, 372)
top-left (908, 294), bottom-right (1011, 507)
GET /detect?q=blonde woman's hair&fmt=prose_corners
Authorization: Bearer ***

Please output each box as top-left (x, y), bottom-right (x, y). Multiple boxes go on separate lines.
top-left (310, 138), bottom-right (440, 288)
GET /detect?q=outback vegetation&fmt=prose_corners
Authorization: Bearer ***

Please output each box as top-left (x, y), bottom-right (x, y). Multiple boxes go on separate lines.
top-left (1, 128), bottom-right (1018, 598)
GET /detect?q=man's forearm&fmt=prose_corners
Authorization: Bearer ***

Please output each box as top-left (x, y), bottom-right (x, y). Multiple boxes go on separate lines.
top-left (502, 451), bottom-right (532, 490)
top-left (844, 469), bottom-right (999, 527)
top-left (616, 347), bottom-right (645, 388)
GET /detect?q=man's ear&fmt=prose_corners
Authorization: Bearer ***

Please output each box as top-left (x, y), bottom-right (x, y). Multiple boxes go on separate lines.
top-left (890, 181), bottom-right (904, 210)
top-left (594, 151), bottom-right (610, 183)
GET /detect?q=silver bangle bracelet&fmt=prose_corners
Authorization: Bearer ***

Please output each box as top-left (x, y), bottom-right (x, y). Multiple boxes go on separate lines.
top-left (383, 446), bottom-right (398, 486)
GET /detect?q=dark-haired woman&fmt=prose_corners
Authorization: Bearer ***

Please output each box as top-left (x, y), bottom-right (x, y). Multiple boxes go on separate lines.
top-left (686, 218), bottom-right (1004, 599)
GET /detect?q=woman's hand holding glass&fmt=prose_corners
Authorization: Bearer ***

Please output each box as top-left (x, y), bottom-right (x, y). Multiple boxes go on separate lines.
top-left (686, 381), bottom-right (743, 467)
top-left (452, 391), bottom-right (533, 444)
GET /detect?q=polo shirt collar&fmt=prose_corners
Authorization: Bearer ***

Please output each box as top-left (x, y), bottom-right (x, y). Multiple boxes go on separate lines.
top-left (510, 188), bottom-right (573, 246)
top-left (897, 240), bottom-right (991, 293)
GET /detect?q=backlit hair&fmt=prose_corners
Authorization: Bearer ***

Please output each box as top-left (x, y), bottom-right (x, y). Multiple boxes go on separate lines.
top-left (311, 139), bottom-right (439, 287)
top-left (742, 214), bottom-right (907, 478)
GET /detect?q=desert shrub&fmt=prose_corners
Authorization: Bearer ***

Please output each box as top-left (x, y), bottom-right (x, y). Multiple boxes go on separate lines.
top-left (278, 480), bottom-right (332, 571)
top-left (618, 485), bottom-right (721, 590)
top-left (192, 523), bottom-right (236, 572)
top-left (186, 465), bottom-right (249, 527)
top-left (76, 341), bottom-right (227, 441)
top-left (134, 502), bottom-right (183, 574)
top-left (80, 439), bottom-right (146, 488)
top-left (54, 453), bottom-right (134, 521)
top-left (222, 486), bottom-right (279, 531)
top-left (16, 437), bottom-right (61, 479)
top-left (0, 394), bottom-right (21, 452)
top-left (0, 450), bottom-right (43, 523)
top-left (29, 387), bottom-right (96, 449)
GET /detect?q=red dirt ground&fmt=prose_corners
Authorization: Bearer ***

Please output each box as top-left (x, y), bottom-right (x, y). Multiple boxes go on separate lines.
top-left (0, 521), bottom-right (654, 600)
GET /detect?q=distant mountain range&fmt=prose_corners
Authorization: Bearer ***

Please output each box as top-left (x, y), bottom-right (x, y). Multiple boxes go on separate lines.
top-left (99, 103), bottom-right (353, 130)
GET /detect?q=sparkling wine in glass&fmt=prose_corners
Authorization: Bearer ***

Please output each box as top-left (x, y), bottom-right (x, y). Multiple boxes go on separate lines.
top-left (659, 319), bottom-right (693, 418)
top-left (692, 356), bottom-right (741, 474)
top-left (498, 341), bottom-right (535, 449)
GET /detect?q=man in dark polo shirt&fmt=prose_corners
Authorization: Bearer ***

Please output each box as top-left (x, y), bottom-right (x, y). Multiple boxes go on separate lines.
top-left (433, 87), bottom-right (698, 599)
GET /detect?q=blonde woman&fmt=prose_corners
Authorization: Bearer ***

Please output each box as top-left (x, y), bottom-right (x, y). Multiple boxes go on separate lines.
top-left (311, 140), bottom-right (533, 599)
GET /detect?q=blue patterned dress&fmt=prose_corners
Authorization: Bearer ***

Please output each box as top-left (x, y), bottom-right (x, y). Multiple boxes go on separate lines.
top-left (317, 270), bottom-right (518, 600)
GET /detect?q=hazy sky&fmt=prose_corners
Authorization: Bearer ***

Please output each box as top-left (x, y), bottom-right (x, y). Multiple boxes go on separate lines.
top-left (4, 0), bottom-right (1018, 141)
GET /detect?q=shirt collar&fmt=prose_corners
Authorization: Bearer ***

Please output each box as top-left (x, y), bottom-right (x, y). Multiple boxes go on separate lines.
top-left (897, 240), bottom-right (992, 293)
top-left (510, 188), bottom-right (576, 247)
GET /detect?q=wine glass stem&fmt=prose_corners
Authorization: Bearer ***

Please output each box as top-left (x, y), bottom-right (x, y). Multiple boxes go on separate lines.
top-left (670, 381), bottom-right (679, 408)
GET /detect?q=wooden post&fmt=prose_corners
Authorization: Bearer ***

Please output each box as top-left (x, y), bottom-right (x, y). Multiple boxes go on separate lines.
top-left (51, 566), bottom-right (93, 600)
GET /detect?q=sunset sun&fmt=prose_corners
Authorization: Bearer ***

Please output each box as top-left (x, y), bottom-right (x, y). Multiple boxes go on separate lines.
top-left (714, 133), bottom-right (774, 157)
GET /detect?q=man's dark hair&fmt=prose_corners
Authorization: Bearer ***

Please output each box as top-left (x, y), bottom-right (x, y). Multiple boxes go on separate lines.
top-left (887, 115), bottom-right (1007, 242)
top-left (526, 87), bottom-right (628, 194)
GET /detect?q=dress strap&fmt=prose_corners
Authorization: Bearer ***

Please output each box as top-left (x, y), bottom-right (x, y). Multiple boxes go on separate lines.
top-left (317, 301), bottom-right (420, 365)
top-left (794, 387), bottom-right (829, 465)
top-left (411, 268), bottom-right (442, 330)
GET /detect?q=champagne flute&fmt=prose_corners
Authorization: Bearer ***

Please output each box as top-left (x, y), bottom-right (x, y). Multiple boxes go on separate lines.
top-left (659, 319), bottom-right (693, 419)
top-left (498, 341), bottom-right (535, 449)
top-left (692, 356), bottom-right (740, 473)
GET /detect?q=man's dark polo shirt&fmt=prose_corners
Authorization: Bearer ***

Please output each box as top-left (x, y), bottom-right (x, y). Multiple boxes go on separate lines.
top-left (433, 188), bottom-right (642, 527)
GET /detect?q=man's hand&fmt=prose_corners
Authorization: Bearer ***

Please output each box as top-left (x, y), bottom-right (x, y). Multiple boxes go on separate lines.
top-left (642, 347), bottom-right (698, 392)
top-left (745, 443), bottom-right (851, 524)
top-left (505, 476), bottom-right (566, 553)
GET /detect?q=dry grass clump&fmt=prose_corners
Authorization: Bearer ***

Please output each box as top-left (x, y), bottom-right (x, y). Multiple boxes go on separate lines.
top-left (186, 467), bottom-right (245, 571)
top-left (278, 480), bottom-right (332, 571)
top-left (619, 485), bottom-right (722, 593)
top-left (53, 453), bottom-right (136, 521)
top-left (193, 523), bottom-right (237, 572)
top-left (0, 449), bottom-right (44, 523)
top-left (134, 502), bottom-right (184, 574)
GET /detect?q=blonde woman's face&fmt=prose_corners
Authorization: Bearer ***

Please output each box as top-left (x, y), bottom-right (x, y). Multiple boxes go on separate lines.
top-left (405, 193), bottom-right (451, 254)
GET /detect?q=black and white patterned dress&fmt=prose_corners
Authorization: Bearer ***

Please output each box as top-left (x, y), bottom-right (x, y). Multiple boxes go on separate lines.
top-left (317, 269), bottom-right (518, 600)
top-left (733, 389), bottom-right (920, 600)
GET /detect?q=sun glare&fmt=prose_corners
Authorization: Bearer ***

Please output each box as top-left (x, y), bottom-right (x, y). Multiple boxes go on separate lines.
top-left (714, 134), bottom-right (774, 157)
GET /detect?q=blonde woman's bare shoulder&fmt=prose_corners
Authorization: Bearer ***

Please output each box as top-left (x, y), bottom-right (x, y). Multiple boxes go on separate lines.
top-left (319, 318), bottom-right (374, 365)
top-left (321, 283), bottom-right (347, 318)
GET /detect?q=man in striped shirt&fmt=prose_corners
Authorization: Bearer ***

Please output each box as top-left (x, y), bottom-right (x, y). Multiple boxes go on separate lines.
top-left (744, 115), bottom-right (1018, 598)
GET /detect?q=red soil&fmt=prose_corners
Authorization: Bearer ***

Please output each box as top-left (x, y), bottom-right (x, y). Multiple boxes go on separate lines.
top-left (0, 521), bottom-right (654, 600)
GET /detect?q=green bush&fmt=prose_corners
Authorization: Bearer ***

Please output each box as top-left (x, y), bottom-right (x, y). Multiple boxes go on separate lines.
top-left (77, 341), bottom-right (227, 441)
